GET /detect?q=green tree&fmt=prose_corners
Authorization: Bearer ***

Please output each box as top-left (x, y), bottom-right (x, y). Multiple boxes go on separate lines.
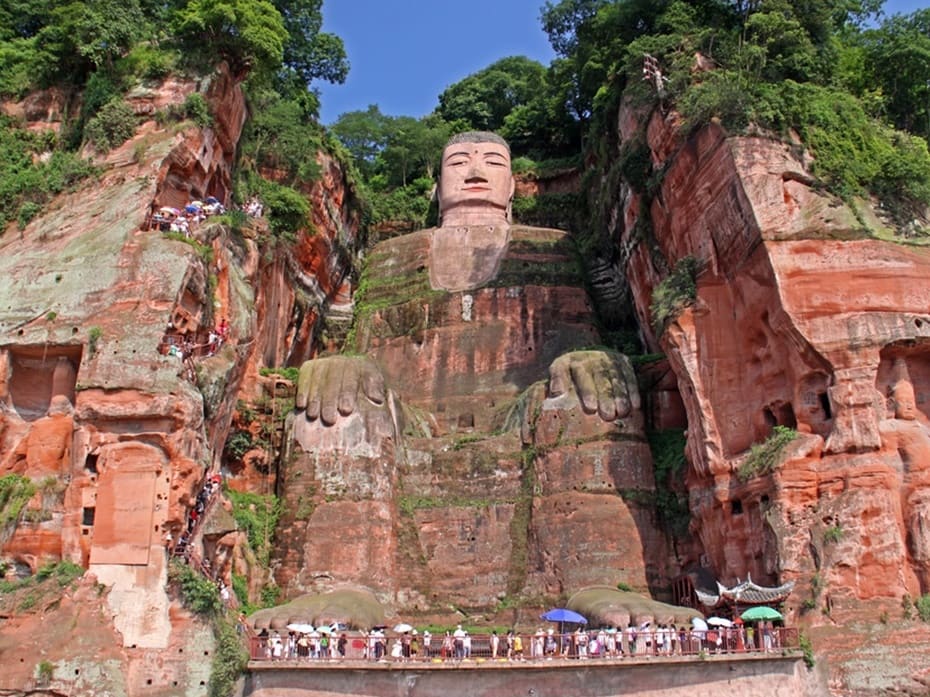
top-left (272, 0), bottom-right (348, 87)
top-left (330, 105), bottom-right (393, 178)
top-left (860, 9), bottom-right (930, 138)
top-left (173, 0), bottom-right (287, 77)
top-left (241, 90), bottom-right (323, 183)
top-left (381, 114), bottom-right (450, 186)
top-left (436, 56), bottom-right (548, 132)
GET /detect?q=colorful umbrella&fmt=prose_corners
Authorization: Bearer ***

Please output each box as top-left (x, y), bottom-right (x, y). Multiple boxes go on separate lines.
top-left (707, 616), bottom-right (733, 627)
top-left (740, 606), bottom-right (782, 621)
top-left (540, 608), bottom-right (587, 624)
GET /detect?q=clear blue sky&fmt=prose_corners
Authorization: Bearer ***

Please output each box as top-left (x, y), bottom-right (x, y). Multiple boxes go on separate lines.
top-left (316, 0), bottom-right (930, 126)
top-left (317, 0), bottom-right (554, 124)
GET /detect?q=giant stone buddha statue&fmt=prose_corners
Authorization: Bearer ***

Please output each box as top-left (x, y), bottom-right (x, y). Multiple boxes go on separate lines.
top-left (278, 132), bottom-right (662, 605)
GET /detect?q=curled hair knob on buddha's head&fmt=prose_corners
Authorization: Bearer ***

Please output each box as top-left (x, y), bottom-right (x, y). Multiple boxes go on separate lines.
top-left (438, 131), bottom-right (515, 227)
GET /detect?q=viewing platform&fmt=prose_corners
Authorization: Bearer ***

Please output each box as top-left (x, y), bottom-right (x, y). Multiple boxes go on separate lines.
top-left (244, 645), bottom-right (805, 697)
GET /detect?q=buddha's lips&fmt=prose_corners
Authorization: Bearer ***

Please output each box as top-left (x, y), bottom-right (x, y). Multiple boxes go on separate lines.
top-left (463, 185), bottom-right (490, 191)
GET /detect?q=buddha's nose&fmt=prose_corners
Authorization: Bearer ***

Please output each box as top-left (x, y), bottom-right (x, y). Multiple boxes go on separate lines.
top-left (465, 161), bottom-right (488, 181)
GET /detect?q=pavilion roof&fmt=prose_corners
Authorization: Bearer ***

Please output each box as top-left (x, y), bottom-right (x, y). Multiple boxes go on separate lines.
top-left (695, 573), bottom-right (794, 608)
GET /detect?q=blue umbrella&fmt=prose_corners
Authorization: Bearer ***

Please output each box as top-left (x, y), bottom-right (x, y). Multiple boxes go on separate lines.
top-left (540, 608), bottom-right (587, 624)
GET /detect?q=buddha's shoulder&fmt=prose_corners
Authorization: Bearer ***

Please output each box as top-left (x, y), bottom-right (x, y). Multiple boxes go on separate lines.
top-left (507, 225), bottom-right (575, 255)
top-left (508, 224), bottom-right (571, 243)
top-left (368, 228), bottom-right (435, 266)
top-left (369, 228), bottom-right (434, 256)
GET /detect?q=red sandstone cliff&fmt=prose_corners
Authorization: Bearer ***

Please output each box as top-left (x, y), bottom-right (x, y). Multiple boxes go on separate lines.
top-left (0, 65), bottom-right (359, 695)
top-left (1, 63), bottom-right (929, 697)
top-left (617, 102), bottom-right (930, 695)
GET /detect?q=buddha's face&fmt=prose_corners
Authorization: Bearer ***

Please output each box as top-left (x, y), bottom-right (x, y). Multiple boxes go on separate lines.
top-left (894, 381), bottom-right (917, 421)
top-left (438, 140), bottom-right (514, 225)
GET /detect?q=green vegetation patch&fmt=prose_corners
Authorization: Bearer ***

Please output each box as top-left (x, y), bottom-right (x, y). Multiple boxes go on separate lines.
top-left (0, 474), bottom-right (36, 540)
top-left (168, 559), bottom-right (221, 616)
top-left (259, 366), bottom-right (300, 382)
top-left (0, 115), bottom-right (98, 232)
top-left (490, 235), bottom-right (586, 289)
top-left (512, 192), bottom-right (583, 230)
top-left (398, 495), bottom-right (504, 517)
top-left (650, 256), bottom-right (698, 336)
top-left (681, 78), bottom-right (930, 220)
top-left (648, 429), bottom-right (690, 538)
top-left (737, 425), bottom-right (799, 481)
top-left (225, 489), bottom-right (281, 568)
top-left (0, 561), bottom-right (85, 617)
top-left (209, 616), bottom-right (248, 697)
top-left (507, 449), bottom-right (537, 596)
top-left (84, 99), bottom-right (137, 152)
top-left (915, 593), bottom-right (930, 623)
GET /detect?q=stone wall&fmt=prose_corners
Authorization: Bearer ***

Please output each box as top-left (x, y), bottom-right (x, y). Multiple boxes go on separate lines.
top-left (244, 657), bottom-right (820, 697)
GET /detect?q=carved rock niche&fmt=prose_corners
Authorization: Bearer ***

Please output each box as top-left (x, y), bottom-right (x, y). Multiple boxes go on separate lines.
top-left (3, 345), bottom-right (82, 420)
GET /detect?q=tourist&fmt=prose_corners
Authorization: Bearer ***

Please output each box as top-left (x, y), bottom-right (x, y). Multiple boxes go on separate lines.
top-left (453, 625), bottom-right (466, 659)
top-left (545, 629), bottom-right (557, 657)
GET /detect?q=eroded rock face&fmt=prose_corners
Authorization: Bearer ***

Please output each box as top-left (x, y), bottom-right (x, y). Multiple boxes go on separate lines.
top-left (617, 101), bottom-right (930, 693)
top-left (0, 65), bottom-right (359, 695)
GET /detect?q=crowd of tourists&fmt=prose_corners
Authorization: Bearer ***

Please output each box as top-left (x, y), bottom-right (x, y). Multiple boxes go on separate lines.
top-left (148, 196), bottom-right (226, 235)
top-left (159, 318), bottom-right (229, 382)
top-left (252, 621), bottom-right (792, 663)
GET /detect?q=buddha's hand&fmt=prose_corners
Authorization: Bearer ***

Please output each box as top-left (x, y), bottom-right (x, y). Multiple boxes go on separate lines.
top-left (296, 355), bottom-right (387, 425)
top-left (547, 350), bottom-right (637, 421)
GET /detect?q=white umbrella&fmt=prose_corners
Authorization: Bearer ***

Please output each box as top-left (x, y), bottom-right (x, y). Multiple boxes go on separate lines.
top-left (287, 623), bottom-right (315, 633)
top-left (691, 617), bottom-right (709, 632)
top-left (707, 617), bottom-right (733, 628)
top-left (393, 623), bottom-right (414, 633)
top-left (316, 625), bottom-right (335, 635)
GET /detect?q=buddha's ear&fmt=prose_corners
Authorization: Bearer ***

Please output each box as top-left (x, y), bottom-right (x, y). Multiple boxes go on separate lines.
top-left (507, 174), bottom-right (515, 224)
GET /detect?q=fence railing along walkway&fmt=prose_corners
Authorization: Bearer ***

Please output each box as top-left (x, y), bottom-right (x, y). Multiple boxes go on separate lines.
top-left (249, 627), bottom-right (800, 664)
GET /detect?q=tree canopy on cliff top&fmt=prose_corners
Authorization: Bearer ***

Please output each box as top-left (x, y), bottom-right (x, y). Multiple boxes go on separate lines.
top-left (0, 0), bottom-right (350, 235)
top-left (0, 0), bottom-right (347, 96)
top-left (538, 0), bottom-right (930, 218)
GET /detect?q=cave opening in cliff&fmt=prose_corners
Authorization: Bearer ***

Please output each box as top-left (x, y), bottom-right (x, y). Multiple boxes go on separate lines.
top-left (84, 453), bottom-right (99, 474)
top-left (818, 392), bottom-right (832, 419)
top-left (731, 499), bottom-right (743, 515)
top-left (4, 344), bottom-right (83, 421)
top-left (82, 506), bottom-right (95, 526)
top-left (763, 403), bottom-right (797, 433)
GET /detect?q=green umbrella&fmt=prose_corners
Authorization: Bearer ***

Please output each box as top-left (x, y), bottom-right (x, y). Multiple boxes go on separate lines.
top-left (740, 606), bottom-right (782, 621)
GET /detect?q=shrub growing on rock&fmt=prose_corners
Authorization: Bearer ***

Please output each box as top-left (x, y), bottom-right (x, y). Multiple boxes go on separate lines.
top-left (84, 99), bottom-right (137, 152)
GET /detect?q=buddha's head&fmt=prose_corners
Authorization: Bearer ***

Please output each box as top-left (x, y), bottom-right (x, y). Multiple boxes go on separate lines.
top-left (893, 378), bottom-right (918, 421)
top-left (438, 131), bottom-right (515, 227)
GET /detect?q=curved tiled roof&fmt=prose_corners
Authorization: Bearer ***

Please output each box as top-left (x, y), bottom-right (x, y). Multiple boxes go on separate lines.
top-left (695, 573), bottom-right (794, 608)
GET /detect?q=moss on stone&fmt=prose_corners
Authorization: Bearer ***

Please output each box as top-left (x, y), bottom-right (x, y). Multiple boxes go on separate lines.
top-left (506, 449), bottom-right (537, 596)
